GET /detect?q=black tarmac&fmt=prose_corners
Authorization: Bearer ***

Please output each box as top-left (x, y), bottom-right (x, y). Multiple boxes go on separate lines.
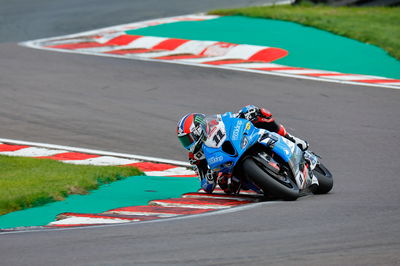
top-left (0, 0), bottom-right (399, 265)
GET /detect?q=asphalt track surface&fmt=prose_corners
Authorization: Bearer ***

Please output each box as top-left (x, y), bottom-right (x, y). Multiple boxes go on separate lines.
top-left (1, 1), bottom-right (400, 265)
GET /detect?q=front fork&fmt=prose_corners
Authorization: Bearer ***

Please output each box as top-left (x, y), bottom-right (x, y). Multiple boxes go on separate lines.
top-left (303, 151), bottom-right (319, 188)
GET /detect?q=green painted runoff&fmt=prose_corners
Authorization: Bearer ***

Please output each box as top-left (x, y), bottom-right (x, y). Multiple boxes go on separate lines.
top-left (127, 16), bottom-right (400, 79)
top-left (0, 176), bottom-right (199, 229)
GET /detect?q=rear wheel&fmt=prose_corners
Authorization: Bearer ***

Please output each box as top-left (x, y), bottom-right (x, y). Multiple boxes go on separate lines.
top-left (242, 156), bottom-right (299, 201)
top-left (312, 163), bottom-right (333, 194)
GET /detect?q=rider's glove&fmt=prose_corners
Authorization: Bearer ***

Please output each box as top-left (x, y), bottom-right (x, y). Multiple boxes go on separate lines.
top-left (201, 169), bottom-right (217, 193)
top-left (189, 157), bottom-right (199, 165)
top-left (238, 105), bottom-right (260, 122)
top-left (217, 173), bottom-right (240, 194)
top-left (286, 133), bottom-right (309, 151)
top-left (238, 105), bottom-right (274, 124)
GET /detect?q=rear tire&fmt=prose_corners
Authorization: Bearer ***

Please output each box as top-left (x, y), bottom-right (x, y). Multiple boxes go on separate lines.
top-left (242, 157), bottom-right (299, 201)
top-left (312, 163), bottom-right (333, 194)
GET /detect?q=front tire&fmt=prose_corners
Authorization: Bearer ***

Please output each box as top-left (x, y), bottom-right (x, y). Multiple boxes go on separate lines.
top-left (242, 157), bottom-right (299, 200)
top-left (312, 163), bottom-right (333, 194)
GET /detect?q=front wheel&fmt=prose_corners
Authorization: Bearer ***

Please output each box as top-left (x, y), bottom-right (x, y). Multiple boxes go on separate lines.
top-left (242, 157), bottom-right (299, 201)
top-left (312, 163), bottom-right (333, 194)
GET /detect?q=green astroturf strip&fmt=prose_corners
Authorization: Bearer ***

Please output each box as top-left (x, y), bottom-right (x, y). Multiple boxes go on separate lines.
top-left (0, 176), bottom-right (199, 229)
top-left (0, 155), bottom-right (143, 216)
top-left (127, 16), bottom-right (400, 79)
top-left (210, 5), bottom-right (400, 62)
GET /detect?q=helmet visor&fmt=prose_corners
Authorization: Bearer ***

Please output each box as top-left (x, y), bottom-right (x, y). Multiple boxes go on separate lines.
top-left (178, 133), bottom-right (196, 149)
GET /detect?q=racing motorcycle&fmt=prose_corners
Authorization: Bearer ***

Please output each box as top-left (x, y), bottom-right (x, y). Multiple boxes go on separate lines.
top-left (201, 112), bottom-right (333, 200)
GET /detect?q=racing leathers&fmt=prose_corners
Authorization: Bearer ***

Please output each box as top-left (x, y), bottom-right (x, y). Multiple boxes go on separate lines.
top-left (188, 105), bottom-right (309, 194)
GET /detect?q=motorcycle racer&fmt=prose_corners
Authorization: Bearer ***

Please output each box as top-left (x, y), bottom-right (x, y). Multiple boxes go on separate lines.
top-left (176, 105), bottom-right (310, 194)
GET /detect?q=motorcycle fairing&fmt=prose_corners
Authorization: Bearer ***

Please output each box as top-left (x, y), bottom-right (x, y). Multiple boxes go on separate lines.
top-left (259, 131), bottom-right (308, 189)
top-left (202, 114), bottom-right (227, 149)
top-left (259, 131), bottom-right (295, 163)
top-left (202, 112), bottom-right (312, 189)
top-left (203, 112), bottom-right (259, 174)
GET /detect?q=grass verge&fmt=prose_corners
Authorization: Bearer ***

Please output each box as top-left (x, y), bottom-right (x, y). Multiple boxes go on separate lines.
top-left (0, 155), bottom-right (142, 215)
top-left (209, 3), bottom-right (400, 60)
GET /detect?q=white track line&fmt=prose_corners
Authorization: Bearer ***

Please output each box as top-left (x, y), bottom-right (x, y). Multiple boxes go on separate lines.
top-left (0, 147), bottom-right (68, 157)
top-left (0, 138), bottom-right (190, 166)
top-left (104, 211), bottom-right (179, 217)
top-left (21, 14), bottom-right (218, 46)
top-left (20, 13), bottom-right (400, 90)
top-left (49, 217), bottom-right (132, 226)
top-left (144, 167), bottom-right (196, 176)
top-left (21, 43), bottom-right (400, 90)
top-left (0, 201), bottom-right (278, 235)
top-left (61, 156), bottom-right (140, 166)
